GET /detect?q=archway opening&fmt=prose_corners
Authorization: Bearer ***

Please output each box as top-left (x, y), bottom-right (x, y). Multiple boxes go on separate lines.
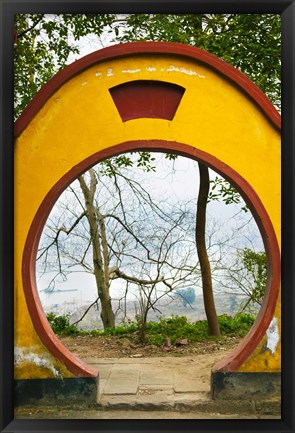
top-left (22, 141), bottom-right (280, 382)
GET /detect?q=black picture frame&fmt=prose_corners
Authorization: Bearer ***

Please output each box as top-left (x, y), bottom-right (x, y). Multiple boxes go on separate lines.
top-left (1, 1), bottom-right (294, 432)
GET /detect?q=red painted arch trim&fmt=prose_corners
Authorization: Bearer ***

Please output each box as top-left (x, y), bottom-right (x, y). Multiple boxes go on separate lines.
top-left (22, 140), bottom-right (280, 376)
top-left (14, 41), bottom-right (280, 138)
top-left (23, 219), bottom-right (98, 378)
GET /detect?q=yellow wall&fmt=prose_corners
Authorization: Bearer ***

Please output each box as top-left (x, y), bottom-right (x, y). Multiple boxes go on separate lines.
top-left (15, 53), bottom-right (280, 378)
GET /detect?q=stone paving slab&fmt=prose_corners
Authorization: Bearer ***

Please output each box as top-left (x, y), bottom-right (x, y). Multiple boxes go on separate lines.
top-left (98, 378), bottom-right (108, 395)
top-left (138, 384), bottom-right (174, 394)
top-left (174, 373), bottom-right (209, 393)
top-left (96, 364), bottom-right (112, 380)
top-left (103, 365), bottom-right (140, 395)
top-left (84, 357), bottom-right (281, 416)
top-left (95, 358), bottom-right (211, 399)
top-left (140, 367), bottom-right (174, 386)
top-left (96, 358), bottom-right (211, 408)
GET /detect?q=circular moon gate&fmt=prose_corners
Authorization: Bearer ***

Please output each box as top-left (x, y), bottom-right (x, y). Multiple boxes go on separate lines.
top-left (14, 43), bottom-right (281, 399)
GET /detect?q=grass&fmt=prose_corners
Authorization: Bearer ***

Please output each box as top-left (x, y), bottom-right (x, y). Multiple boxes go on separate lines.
top-left (46, 312), bottom-right (255, 345)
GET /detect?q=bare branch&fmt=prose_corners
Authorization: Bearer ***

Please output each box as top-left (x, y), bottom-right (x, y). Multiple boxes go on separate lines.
top-left (72, 297), bottom-right (100, 326)
top-left (111, 266), bottom-right (164, 285)
top-left (37, 211), bottom-right (86, 260)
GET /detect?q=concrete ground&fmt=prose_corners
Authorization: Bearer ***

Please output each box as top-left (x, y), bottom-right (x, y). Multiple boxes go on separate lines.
top-left (95, 356), bottom-right (218, 410)
top-left (15, 356), bottom-right (281, 419)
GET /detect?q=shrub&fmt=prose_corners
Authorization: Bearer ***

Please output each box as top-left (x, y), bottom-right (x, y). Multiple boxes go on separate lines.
top-left (218, 313), bottom-right (255, 337)
top-left (145, 316), bottom-right (209, 344)
top-left (46, 312), bottom-right (79, 335)
top-left (46, 312), bottom-right (255, 342)
top-left (144, 314), bottom-right (254, 345)
top-left (102, 322), bottom-right (138, 336)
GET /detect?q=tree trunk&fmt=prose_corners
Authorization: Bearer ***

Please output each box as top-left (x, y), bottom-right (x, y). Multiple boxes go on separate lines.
top-left (78, 170), bottom-right (115, 329)
top-left (196, 163), bottom-right (221, 336)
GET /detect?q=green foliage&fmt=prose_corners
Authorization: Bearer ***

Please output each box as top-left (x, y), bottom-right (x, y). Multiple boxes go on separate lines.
top-left (47, 312), bottom-right (254, 342)
top-left (46, 312), bottom-right (79, 335)
top-left (99, 152), bottom-right (157, 178)
top-left (146, 316), bottom-right (209, 344)
top-left (15, 13), bottom-right (281, 120)
top-left (136, 152), bottom-right (157, 172)
top-left (222, 248), bottom-right (267, 314)
top-left (113, 14), bottom-right (281, 110)
top-left (14, 14), bottom-right (115, 118)
top-left (100, 322), bottom-right (139, 336)
top-left (143, 314), bottom-right (255, 343)
top-left (208, 176), bottom-right (248, 212)
top-left (218, 313), bottom-right (255, 337)
top-left (242, 248), bottom-right (267, 306)
top-left (147, 314), bottom-right (255, 343)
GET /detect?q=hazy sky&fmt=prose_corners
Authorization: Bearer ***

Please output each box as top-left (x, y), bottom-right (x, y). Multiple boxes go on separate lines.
top-left (37, 154), bottom-right (262, 308)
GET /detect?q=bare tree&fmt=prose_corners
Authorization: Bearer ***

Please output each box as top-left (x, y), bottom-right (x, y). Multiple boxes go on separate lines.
top-left (118, 213), bottom-right (199, 343)
top-left (196, 163), bottom-right (220, 336)
top-left (37, 154), bottom-right (200, 330)
top-left (77, 169), bottom-right (115, 328)
top-left (37, 152), bottom-right (263, 334)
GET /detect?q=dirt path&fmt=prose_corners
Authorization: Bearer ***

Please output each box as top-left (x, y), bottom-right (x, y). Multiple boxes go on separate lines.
top-left (59, 334), bottom-right (242, 360)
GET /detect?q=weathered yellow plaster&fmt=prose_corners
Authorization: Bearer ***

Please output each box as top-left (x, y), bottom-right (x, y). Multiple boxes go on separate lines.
top-left (15, 53), bottom-right (280, 378)
top-left (14, 344), bottom-right (74, 379)
top-left (239, 293), bottom-right (281, 372)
